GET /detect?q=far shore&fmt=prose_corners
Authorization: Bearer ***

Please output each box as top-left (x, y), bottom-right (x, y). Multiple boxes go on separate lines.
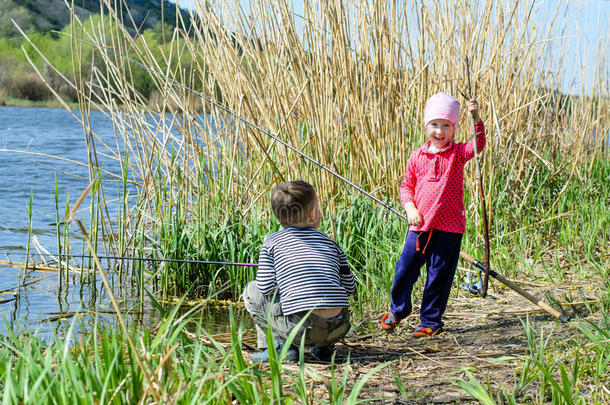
top-left (0, 97), bottom-right (213, 114)
top-left (0, 97), bottom-right (79, 109)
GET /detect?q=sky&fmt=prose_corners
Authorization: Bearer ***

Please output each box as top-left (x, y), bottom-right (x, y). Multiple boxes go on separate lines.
top-left (169, 0), bottom-right (609, 96)
top-left (535, 0), bottom-right (609, 95)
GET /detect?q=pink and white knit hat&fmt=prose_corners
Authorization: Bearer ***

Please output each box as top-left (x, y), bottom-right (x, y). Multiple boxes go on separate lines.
top-left (424, 93), bottom-right (460, 128)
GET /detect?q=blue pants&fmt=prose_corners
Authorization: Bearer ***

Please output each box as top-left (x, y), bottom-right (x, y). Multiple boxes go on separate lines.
top-left (390, 229), bottom-right (462, 330)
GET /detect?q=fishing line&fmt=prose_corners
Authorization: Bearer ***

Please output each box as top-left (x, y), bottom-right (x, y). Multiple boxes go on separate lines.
top-left (57, 254), bottom-right (259, 267)
top-left (2, 252), bottom-right (258, 266)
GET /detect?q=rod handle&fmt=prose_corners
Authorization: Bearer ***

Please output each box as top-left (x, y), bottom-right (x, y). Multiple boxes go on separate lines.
top-left (460, 251), bottom-right (476, 264)
top-left (536, 300), bottom-right (566, 321)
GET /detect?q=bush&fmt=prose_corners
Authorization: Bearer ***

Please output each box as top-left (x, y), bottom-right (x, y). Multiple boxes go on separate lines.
top-left (0, 55), bottom-right (16, 88)
top-left (8, 72), bottom-right (53, 100)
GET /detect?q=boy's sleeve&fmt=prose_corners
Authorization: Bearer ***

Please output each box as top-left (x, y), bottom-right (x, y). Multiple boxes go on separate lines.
top-left (463, 121), bottom-right (486, 161)
top-left (338, 248), bottom-right (356, 295)
top-left (256, 243), bottom-right (277, 295)
top-left (400, 154), bottom-right (417, 207)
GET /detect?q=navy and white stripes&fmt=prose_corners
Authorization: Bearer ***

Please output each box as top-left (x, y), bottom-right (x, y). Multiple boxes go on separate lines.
top-left (256, 226), bottom-right (356, 315)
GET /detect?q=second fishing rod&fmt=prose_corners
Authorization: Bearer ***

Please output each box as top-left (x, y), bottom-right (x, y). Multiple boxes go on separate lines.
top-left (42, 28), bottom-right (407, 222)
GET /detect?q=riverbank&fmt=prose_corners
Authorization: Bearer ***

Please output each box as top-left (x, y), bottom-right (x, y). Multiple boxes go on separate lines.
top-left (0, 94), bottom-right (212, 114)
top-left (0, 96), bottom-right (73, 109)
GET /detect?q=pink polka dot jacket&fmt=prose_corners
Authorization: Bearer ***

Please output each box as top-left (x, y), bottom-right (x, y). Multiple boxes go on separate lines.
top-left (400, 121), bottom-right (486, 234)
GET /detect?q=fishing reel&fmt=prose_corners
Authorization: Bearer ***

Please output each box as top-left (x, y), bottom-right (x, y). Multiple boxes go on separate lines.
top-left (461, 270), bottom-right (483, 295)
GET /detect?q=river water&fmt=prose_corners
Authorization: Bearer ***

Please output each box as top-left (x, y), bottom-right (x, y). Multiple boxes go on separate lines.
top-left (0, 106), bottom-right (247, 335)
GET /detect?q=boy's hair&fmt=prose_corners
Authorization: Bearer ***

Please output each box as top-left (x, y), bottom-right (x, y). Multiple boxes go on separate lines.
top-left (271, 180), bottom-right (316, 227)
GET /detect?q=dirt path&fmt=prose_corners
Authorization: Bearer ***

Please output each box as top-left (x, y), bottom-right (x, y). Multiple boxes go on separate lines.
top-left (249, 279), bottom-right (601, 403)
top-left (327, 312), bottom-right (548, 403)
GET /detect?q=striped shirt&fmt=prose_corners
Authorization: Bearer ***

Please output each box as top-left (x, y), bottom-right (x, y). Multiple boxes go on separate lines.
top-left (256, 226), bottom-right (356, 315)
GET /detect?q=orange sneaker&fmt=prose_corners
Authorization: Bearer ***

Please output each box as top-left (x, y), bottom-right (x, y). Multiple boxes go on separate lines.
top-left (380, 312), bottom-right (400, 331)
top-left (412, 327), bottom-right (441, 337)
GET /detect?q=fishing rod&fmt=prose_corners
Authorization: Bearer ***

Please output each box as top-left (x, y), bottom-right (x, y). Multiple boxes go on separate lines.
top-left (39, 22), bottom-right (567, 321)
top-left (460, 252), bottom-right (569, 322)
top-left (49, 30), bottom-right (407, 221)
top-left (465, 56), bottom-right (491, 298)
top-left (6, 251), bottom-right (257, 266)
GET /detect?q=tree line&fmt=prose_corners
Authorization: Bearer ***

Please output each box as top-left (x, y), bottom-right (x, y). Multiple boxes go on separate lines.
top-left (0, 13), bottom-right (201, 107)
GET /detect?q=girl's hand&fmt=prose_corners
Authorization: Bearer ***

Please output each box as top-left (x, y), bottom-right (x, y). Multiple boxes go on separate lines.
top-left (466, 98), bottom-right (481, 123)
top-left (404, 202), bottom-right (422, 226)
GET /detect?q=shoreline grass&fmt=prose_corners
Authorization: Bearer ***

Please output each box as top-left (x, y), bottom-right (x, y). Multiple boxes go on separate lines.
top-left (1, 296), bottom-right (608, 403)
top-left (0, 302), bottom-right (391, 404)
top-left (0, 96), bottom-right (81, 109)
top-left (453, 313), bottom-right (610, 404)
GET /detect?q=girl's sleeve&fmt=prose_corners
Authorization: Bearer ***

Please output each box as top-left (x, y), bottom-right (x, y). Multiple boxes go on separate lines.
top-left (255, 243), bottom-right (277, 295)
top-left (400, 154), bottom-right (417, 207)
top-left (337, 248), bottom-right (356, 295)
top-left (463, 121), bottom-right (486, 161)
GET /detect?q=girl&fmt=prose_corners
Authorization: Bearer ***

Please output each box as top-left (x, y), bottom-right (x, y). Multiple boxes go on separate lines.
top-left (381, 92), bottom-right (485, 337)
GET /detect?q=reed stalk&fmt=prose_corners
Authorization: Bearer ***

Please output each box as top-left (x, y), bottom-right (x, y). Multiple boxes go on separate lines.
top-left (21, 190), bottom-right (34, 294)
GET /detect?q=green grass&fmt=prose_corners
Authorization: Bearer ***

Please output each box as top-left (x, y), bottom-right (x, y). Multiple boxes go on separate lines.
top-left (0, 303), bottom-right (390, 404)
top-left (453, 310), bottom-right (610, 404)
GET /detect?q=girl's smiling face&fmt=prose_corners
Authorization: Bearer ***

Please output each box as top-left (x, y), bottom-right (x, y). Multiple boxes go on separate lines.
top-left (426, 118), bottom-right (455, 150)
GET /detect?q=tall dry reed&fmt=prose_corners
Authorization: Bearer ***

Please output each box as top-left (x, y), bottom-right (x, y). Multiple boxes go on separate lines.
top-left (18, 0), bottom-right (609, 280)
top-left (78, 1), bottom-right (606, 203)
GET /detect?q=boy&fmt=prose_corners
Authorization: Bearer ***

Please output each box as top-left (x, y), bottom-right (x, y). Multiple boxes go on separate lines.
top-left (243, 180), bottom-right (356, 362)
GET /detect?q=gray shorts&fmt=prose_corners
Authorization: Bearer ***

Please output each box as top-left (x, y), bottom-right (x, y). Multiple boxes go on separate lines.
top-left (242, 281), bottom-right (351, 349)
